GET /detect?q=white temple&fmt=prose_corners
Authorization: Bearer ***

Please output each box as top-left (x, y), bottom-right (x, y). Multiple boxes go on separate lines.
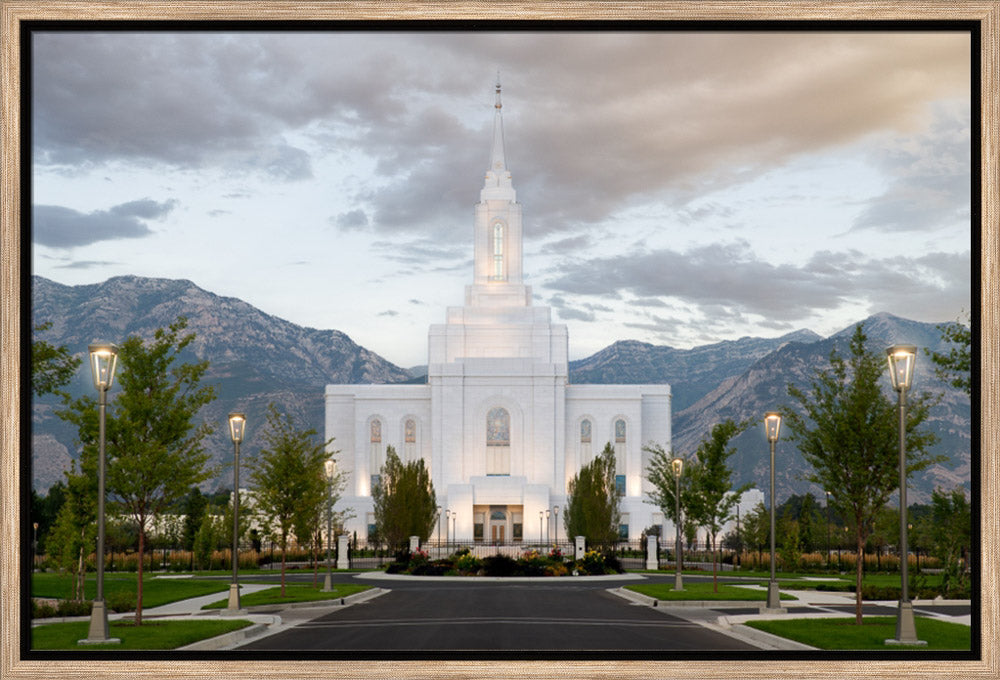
top-left (326, 81), bottom-right (671, 544)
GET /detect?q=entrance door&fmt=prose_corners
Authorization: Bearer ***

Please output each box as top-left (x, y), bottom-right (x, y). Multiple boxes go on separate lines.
top-left (489, 510), bottom-right (507, 544)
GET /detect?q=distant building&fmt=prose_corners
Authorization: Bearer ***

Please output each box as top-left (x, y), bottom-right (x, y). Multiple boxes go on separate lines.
top-left (326, 81), bottom-right (671, 544)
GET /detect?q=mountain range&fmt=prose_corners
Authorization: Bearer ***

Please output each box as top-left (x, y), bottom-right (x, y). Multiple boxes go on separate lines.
top-left (30, 275), bottom-right (971, 504)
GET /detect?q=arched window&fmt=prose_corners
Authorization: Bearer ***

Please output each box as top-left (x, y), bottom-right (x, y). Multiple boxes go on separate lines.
top-left (491, 222), bottom-right (505, 280)
top-left (404, 418), bottom-right (416, 462)
top-left (369, 418), bottom-right (383, 494)
top-left (614, 419), bottom-right (626, 497)
top-left (580, 419), bottom-right (592, 468)
top-left (486, 407), bottom-right (510, 475)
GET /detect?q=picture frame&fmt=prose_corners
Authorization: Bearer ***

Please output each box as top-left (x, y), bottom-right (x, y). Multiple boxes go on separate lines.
top-left (2, 2), bottom-right (996, 678)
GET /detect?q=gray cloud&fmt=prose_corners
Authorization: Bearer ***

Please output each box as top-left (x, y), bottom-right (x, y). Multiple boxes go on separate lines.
top-left (333, 209), bottom-right (370, 231)
top-left (852, 103), bottom-right (971, 232)
top-left (55, 259), bottom-right (119, 269)
top-left (378, 310), bottom-right (399, 317)
top-left (32, 32), bottom-right (969, 242)
top-left (33, 199), bottom-right (175, 248)
top-left (546, 241), bottom-right (970, 325)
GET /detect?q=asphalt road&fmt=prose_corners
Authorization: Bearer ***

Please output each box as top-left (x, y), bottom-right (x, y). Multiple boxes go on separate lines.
top-left (237, 575), bottom-right (761, 654)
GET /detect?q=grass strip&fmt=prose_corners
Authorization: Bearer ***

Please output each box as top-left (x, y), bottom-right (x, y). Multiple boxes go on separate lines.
top-left (744, 616), bottom-right (970, 650)
top-left (626, 582), bottom-right (796, 601)
top-left (31, 618), bottom-right (253, 650)
top-left (201, 583), bottom-right (371, 609)
top-left (31, 573), bottom-right (231, 608)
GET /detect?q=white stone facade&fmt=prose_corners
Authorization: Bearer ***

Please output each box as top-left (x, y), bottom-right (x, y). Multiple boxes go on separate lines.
top-left (326, 82), bottom-right (671, 544)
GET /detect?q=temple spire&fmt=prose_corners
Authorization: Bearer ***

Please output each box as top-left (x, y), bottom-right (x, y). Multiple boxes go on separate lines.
top-left (489, 73), bottom-right (506, 172)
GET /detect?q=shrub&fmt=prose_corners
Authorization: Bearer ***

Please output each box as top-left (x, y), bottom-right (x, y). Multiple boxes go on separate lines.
top-left (482, 554), bottom-right (518, 577)
top-left (32, 600), bottom-right (58, 619)
top-left (455, 552), bottom-right (482, 574)
top-left (56, 599), bottom-right (93, 617)
top-left (105, 590), bottom-right (137, 613)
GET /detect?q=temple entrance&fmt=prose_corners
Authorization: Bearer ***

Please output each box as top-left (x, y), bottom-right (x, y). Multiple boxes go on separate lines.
top-left (489, 510), bottom-right (506, 542)
top-left (474, 504), bottom-right (524, 543)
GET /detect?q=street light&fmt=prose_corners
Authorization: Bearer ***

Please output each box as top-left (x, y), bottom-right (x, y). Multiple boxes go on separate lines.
top-left (445, 509), bottom-right (451, 549)
top-left (81, 343), bottom-right (120, 644)
top-left (553, 506), bottom-right (560, 548)
top-left (885, 344), bottom-right (924, 645)
top-left (671, 456), bottom-right (684, 591)
top-left (764, 411), bottom-right (782, 611)
top-left (323, 458), bottom-right (336, 591)
top-left (545, 509), bottom-right (550, 545)
top-left (226, 412), bottom-right (246, 613)
top-left (32, 522), bottom-right (38, 573)
top-left (436, 505), bottom-right (442, 555)
top-left (539, 510), bottom-right (543, 545)
top-left (825, 490), bottom-right (832, 571)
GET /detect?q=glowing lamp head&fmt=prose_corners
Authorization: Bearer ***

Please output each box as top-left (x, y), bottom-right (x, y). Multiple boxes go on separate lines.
top-left (764, 411), bottom-right (782, 443)
top-left (228, 412), bottom-right (246, 443)
top-left (324, 458), bottom-right (335, 480)
top-left (671, 456), bottom-right (684, 478)
top-left (886, 344), bottom-right (918, 392)
top-left (87, 343), bottom-right (119, 391)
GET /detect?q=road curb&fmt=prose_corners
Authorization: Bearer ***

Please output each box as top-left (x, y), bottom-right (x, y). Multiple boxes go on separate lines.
top-left (177, 618), bottom-right (277, 651)
top-left (610, 587), bottom-right (789, 608)
top-left (238, 586), bottom-right (388, 611)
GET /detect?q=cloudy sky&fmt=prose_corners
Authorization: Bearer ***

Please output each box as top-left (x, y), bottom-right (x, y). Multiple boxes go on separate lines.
top-left (31, 30), bottom-right (972, 368)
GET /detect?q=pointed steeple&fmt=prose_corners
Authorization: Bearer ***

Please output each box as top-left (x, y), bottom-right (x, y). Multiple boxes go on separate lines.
top-left (482, 73), bottom-right (515, 201)
top-left (489, 73), bottom-right (506, 172)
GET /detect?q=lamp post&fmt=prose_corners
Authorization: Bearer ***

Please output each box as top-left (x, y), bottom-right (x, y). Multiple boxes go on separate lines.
top-left (885, 344), bottom-right (924, 645)
top-left (764, 411), bottom-right (782, 611)
top-left (436, 506), bottom-right (442, 555)
top-left (81, 343), bottom-right (119, 644)
top-left (226, 412), bottom-right (246, 613)
top-left (825, 490), bottom-right (832, 571)
top-left (539, 510), bottom-right (543, 545)
top-left (323, 458), bottom-right (335, 591)
top-left (553, 506), bottom-right (560, 548)
top-left (445, 509), bottom-right (451, 549)
top-left (545, 509), bottom-right (550, 545)
top-left (32, 522), bottom-right (38, 572)
top-left (671, 456), bottom-right (684, 591)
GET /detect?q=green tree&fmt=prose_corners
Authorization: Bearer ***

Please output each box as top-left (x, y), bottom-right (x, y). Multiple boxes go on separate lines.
top-left (784, 323), bottom-right (942, 624)
top-left (926, 311), bottom-right (971, 395)
top-left (563, 443), bottom-right (621, 550)
top-left (683, 420), bottom-right (754, 591)
top-left (928, 488), bottom-right (972, 597)
top-left (372, 446), bottom-right (437, 552)
top-left (180, 487), bottom-right (209, 553)
top-left (57, 317), bottom-right (215, 624)
top-left (192, 513), bottom-right (220, 570)
top-left (740, 501), bottom-right (770, 568)
top-left (46, 462), bottom-right (97, 600)
top-left (644, 443), bottom-right (699, 566)
top-left (31, 321), bottom-right (81, 397)
top-left (249, 404), bottom-right (332, 595)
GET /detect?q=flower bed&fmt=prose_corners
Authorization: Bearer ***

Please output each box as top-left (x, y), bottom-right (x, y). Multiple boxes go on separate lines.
top-left (385, 547), bottom-right (623, 577)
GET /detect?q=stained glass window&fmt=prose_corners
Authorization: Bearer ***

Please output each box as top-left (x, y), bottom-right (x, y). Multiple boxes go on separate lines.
top-left (405, 419), bottom-right (416, 443)
top-left (615, 419), bottom-right (626, 442)
top-left (487, 407), bottom-right (510, 446)
top-left (580, 419), bottom-right (591, 443)
top-left (370, 419), bottom-right (381, 443)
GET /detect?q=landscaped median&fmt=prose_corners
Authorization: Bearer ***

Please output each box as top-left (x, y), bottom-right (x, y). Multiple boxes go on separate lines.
top-left (201, 583), bottom-right (372, 609)
top-left (624, 582), bottom-right (797, 606)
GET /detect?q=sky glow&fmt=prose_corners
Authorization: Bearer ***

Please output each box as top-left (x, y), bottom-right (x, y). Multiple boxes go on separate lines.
top-left (31, 30), bottom-right (972, 368)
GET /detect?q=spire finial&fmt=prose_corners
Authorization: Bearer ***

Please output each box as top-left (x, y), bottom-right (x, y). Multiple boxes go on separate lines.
top-left (495, 71), bottom-right (502, 110)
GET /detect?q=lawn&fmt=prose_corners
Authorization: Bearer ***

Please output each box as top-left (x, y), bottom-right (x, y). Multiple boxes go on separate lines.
top-left (201, 583), bottom-right (371, 609)
top-left (744, 616), bottom-right (971, 650)
top-left (31, 572), bottom-right (232, 609)
top-left (626, 582), bottom-right (797, 601)
top-left (31, 618), bottom-right (253, 650)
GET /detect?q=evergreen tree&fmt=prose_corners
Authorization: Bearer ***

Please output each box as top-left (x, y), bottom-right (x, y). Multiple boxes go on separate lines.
top-left (784, 323), bottom-right (941, 623)
top-left (372, 446), bottom-right (437, 552)
top-left (180, 487), bottom-right (208, 552)
top-left (929, 488), bottom-right (971, 597)
top-left (58, 317), bottom-right (215, 624)
top-left (249, 404), bottom-right (333, 595)
top-left (563, 443), bottom-right (621, 550)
